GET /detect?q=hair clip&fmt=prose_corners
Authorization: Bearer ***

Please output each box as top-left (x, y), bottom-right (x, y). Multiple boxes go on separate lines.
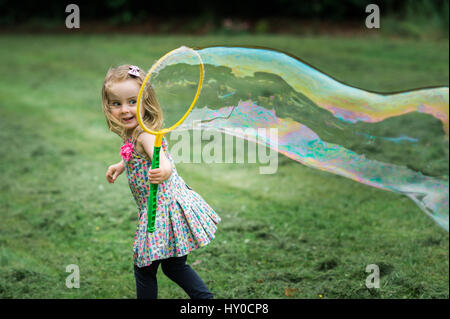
top-left (128, 65), bottom-right (140, 77)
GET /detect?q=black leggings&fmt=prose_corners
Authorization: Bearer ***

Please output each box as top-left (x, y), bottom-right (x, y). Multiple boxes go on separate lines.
top-left (133, 255), bottom-right (214, 299)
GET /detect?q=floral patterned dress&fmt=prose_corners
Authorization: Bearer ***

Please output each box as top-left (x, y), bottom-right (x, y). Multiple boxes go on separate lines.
top-left (122, 134), bottom-right (221, 268)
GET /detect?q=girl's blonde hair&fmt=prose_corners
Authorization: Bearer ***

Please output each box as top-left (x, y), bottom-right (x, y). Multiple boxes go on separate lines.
top-left (101, 64), bottom-right (163, 141)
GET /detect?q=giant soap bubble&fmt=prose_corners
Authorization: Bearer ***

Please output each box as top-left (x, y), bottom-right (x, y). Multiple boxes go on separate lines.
top-left (148, 46), bottom-right (449, 231)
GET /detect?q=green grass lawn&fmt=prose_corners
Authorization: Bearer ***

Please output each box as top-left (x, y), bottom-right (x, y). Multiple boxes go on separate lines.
top-left (0, 34), bottom-right (448, 299)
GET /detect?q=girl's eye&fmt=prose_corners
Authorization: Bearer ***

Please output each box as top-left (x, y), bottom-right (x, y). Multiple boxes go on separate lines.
top-left (111, 102), bottom-right (121, 107)
top-left (129, 99), bottom-right (136, 105)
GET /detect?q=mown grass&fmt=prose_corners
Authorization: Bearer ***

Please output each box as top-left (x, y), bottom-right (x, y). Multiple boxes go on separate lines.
top-left (0, 34), bottom-right (448, 299)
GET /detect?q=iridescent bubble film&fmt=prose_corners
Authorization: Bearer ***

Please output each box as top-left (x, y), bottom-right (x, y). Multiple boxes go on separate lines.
top-left (150, 46), bottom-right (449, 231)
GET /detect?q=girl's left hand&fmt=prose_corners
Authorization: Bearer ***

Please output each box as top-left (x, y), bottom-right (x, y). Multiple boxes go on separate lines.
top-left (148, 168), bottom-right (170, 184)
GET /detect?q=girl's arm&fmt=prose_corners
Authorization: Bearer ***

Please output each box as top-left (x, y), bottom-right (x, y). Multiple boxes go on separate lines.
top-left (138, 133), bottom-right (172, 184)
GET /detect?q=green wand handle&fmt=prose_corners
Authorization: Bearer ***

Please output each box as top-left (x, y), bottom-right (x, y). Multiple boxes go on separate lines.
top-left (147, 145), bottom-right (161, 233)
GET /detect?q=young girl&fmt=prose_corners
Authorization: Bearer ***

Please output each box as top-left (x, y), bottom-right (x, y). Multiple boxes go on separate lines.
top-left (101, 64), bottom-right (221, 299)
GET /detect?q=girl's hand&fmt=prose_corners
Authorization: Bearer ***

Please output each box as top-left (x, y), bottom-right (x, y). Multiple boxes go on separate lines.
top-left (106, 161), bottom-right (125, 184)
top-left (138, 132), bottom-right (173, 184)
top-left (148, 167), bottom-right (171, 184)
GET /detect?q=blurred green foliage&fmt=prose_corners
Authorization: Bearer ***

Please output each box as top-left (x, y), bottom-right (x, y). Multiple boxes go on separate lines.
top-left (0, 0), bottom-right (448, 38)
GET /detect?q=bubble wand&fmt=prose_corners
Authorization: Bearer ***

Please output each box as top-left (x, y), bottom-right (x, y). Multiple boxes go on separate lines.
top-left (136, 47), bottom-right (204, 233)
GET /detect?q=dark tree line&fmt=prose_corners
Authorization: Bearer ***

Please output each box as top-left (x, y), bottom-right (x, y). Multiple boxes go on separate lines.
top-left (0, 0), bottom-right (448, 26)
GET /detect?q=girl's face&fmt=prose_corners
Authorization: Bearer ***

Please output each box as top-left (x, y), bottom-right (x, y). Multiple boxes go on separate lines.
top-left (107, 79), bottom-right (143, 131)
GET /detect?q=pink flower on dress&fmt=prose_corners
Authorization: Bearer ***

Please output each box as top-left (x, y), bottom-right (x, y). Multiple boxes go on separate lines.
top-left (120, 141), bottom-right (134, 161)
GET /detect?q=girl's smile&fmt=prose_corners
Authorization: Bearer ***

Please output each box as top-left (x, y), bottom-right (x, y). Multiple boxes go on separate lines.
top-left (108, 79), bottom-right (143, 131)
top-left (122, 115), bottom-right (135, 124)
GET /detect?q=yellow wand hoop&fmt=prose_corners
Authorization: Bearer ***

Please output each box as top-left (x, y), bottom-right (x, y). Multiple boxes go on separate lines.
top-left (136, 46), bottom-right (204, 232)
